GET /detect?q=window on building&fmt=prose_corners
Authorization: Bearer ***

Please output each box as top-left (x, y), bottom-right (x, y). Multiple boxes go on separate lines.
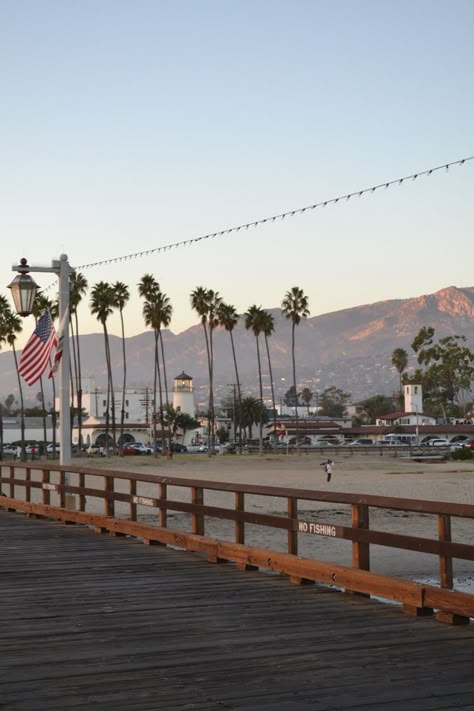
top-left (126, 400), bottom-right (129, 407)
top-left (103, 399), bottom-right (106, 407)
top-left (414, 386), bottom-right (418, 394)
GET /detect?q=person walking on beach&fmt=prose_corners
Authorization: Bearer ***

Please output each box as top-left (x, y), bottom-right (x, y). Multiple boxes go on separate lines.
top-left (321, 459), bottom-right (334, 482)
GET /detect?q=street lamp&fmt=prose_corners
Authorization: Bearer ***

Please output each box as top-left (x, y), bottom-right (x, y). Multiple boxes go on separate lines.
top-left (9, 255), bottom-right (72, 466)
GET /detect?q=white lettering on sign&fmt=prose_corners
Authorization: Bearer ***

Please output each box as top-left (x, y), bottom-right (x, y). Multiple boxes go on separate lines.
top-left (132, 496), bottom-right (154, 507)
top-left (298, 521), bottom-right (337, 537)
top-left (42, 483), bottom-right (57, 491)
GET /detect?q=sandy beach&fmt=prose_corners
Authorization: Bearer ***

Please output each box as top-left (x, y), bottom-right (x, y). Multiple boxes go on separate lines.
top-left (73, 450), bottom-right (474, 592)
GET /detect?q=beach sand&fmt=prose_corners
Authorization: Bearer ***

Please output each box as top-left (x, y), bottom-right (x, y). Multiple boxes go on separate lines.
top-left (77, 450), bottom-right (474, 591)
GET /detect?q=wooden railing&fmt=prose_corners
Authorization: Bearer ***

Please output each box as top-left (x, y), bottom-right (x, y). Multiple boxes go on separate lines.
top-left (1, 462), bottom-right (473, 625)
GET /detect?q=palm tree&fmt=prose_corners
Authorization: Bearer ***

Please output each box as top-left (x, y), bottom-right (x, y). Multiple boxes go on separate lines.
top-left (90, 282), bottom-right (116, 453)
top-left (112, 281), bottom-right (130, 451)
top-left (191, 287), bottom-right (222, 455)
top-left (138, 275), bottom-right (161, 452)
top-left (392, 348), bottom-right (408, 405)
top-left (157, 291), bottom-right (173, 414)
top-left (69, 271), bottom-right (88, 448)
top-left (238, 396), bottom-right (268, 441)
top-left (281, 287), bottom-right (310, 453)
top-left (4, 309), bottom-right (25, 459)
top-left (261, 310), bottom-right (278, 448)
top-left (218, 302), bottom-right (243, 451)
top-left (245, 305), bottom-right (265, 454)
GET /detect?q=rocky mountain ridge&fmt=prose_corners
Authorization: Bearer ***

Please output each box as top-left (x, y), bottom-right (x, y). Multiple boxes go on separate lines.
top-left (1, 286), bottom-right (474, 407)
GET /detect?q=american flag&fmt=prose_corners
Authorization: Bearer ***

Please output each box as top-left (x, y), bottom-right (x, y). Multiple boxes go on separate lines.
top-left (18, 311), bottom-right (57, 386)
top-left (48, 307), bottom-right (68, 379)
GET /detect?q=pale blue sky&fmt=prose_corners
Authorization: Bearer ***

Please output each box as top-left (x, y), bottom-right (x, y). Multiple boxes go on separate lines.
top-left (1, 0), bottom-right (473, 347)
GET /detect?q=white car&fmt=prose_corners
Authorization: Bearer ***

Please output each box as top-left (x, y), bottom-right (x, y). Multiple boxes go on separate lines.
top-left (127, 442), bottom-right (153, 455)
top-left (426, 439), bottom-right (449, 447)
top-left (2, 444), bottom-right (20, 458)
top-left (46, 443), bottom-right (60, 453)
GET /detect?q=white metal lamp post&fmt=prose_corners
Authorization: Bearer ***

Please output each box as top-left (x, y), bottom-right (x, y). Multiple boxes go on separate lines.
top-left (9, 255), bottom-right (72, 466)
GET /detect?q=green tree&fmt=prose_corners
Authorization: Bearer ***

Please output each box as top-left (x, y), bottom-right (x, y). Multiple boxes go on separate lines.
top-left (391, 348), bottom-right (408, 404)
top-left (283, 385), bottom-right (299, 407)
top-left (410, 328), bottom-right (474, 417)
top-left (90, 281), bottom-right (116, 453)
top-left (281, 287), bottom-right (310, 453)
top-left (300, 387), bottom-right (313, 415)
top-left (0, 295), bottom-right (13, 456)
top-left (357, 394), bottom-right (395, 424)
top-left (319, 386), bottom-right (350, 418)
top-left (245, 305), bottom-right (265, 454)
top-left (238, 396), bottom-right (268, 441)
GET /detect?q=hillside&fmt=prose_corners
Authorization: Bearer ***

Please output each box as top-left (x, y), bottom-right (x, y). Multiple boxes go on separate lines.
top-left (2, 285), bottom-right (474, 407)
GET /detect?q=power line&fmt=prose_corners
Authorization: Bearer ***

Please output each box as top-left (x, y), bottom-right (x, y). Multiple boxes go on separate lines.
top-left (74, 155), bottom-right (472, 272)
top-left (38, 154), bottom-right (472, 295)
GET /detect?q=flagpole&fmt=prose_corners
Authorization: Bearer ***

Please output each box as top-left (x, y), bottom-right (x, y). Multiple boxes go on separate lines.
top-left (58, 254), bottom-right (71, 466)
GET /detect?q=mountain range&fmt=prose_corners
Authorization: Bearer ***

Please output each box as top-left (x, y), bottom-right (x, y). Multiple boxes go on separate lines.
top-left (2, 285), bottom-right (474, 408)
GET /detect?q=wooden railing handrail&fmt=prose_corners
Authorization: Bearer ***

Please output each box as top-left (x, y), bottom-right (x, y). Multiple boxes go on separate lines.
top-left (3, 462), bottom-right (474, 519)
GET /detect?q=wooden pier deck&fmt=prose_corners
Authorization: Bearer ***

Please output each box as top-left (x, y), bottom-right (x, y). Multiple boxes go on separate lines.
top-left (1, 510), bottom-right (474, 711)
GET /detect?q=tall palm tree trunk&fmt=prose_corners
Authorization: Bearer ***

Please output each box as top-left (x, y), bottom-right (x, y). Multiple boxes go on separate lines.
top-left (264, 334), bottom-right (277, 450)
top-left (119, 310), bottom-right (127, 453)
top-left (256, 336), bottom-right (263, 454)
top-left (200, 322), bottom-right (213, 458)
top-left (229, 330), bottom-right (242, 453)
top-left (12, 346), bottom-right (26, 461)
top-left (156, 329), bottom-right (165, 453)
top-left (291, 323), bottom-right (299, 454)
top-left (39, 377), bottom-right (48, 451)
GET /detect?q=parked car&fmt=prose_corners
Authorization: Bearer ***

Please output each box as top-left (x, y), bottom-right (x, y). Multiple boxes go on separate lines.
top-left (346, 439), bottom-right (374, 446)
top-left (46, 443), bottom-right (60, 454)
top-left (170, 443), bottom-right (188, 453)
top-left (2, 444), bottom-right (20, 458)
top-left (122, 444), bottom-right (140, 456)
top-left (426, 438), bottom-right (450, 447)
top-left (127, 442), bottom-right (153, 455)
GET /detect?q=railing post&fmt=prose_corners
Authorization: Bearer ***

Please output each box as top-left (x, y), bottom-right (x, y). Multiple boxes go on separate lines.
top-left (9, 465), bottom-right (14, 499)
top-left (287, 497), bottom-right (298, 556)
top-left (42, 469), bottom-right (50, 505)
top-left (438, 514), bottom-right (454, 589)
top-left (25, 467), bottom-right (31, 503)
top-left (105, 475), bottom-right (114, 517)
top-left (159, 483), bottom-right (167, 528)
top-left (192, 486), bottom-right (204, 535)
top-left (60, 471), bottom-right (66, 509)
top-left (130, 480), bottom-right (137, 521)
top-left (79, 472), bottom-right (86, 512)
top-left (348, 503), bottom-right (370, 597)
top-left (235, 492), bottom-right (245, 544)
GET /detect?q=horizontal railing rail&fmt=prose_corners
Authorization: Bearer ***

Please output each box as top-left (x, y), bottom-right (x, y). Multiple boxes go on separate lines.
top-left (1, 462), bottom-right (473, 625)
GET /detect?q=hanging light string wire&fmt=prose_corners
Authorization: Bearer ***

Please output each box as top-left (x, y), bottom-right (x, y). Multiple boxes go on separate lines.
top-left (39, 154), bottom-right (472, 295)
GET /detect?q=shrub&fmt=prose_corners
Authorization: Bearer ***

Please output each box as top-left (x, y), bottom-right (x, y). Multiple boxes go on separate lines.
top-left (451, 448), bottom-right (474, 461)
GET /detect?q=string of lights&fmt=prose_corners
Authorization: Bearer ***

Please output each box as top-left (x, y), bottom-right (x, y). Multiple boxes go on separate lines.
top-left (75, 155), bottom-right (472, 272)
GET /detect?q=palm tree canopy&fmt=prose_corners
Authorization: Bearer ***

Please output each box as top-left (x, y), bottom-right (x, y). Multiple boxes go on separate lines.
top-left (90, 282), bottom-right (115, 325)
top-left (392, 348), bottom-right (409, 374)
top-left (69, 272), bottom-right (88, 314)
top-left (112, 282), bottom-right (130, 311)
top-left (191, 287), bottom-right (222, 327)
top-left (261, 310), bottom-right (275, 337)
top-left (218, 303), bottom-right (239, 332)
top-left (281, 287), bottom-right (310, 325)
top-left (138, 274), bottom-right (160, 300)
top-left (244, 305), bottom-right (265, 337)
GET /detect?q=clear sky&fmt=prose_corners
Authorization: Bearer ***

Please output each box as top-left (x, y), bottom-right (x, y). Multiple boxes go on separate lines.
top-left (1, 0), bottom-right (473, 348)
